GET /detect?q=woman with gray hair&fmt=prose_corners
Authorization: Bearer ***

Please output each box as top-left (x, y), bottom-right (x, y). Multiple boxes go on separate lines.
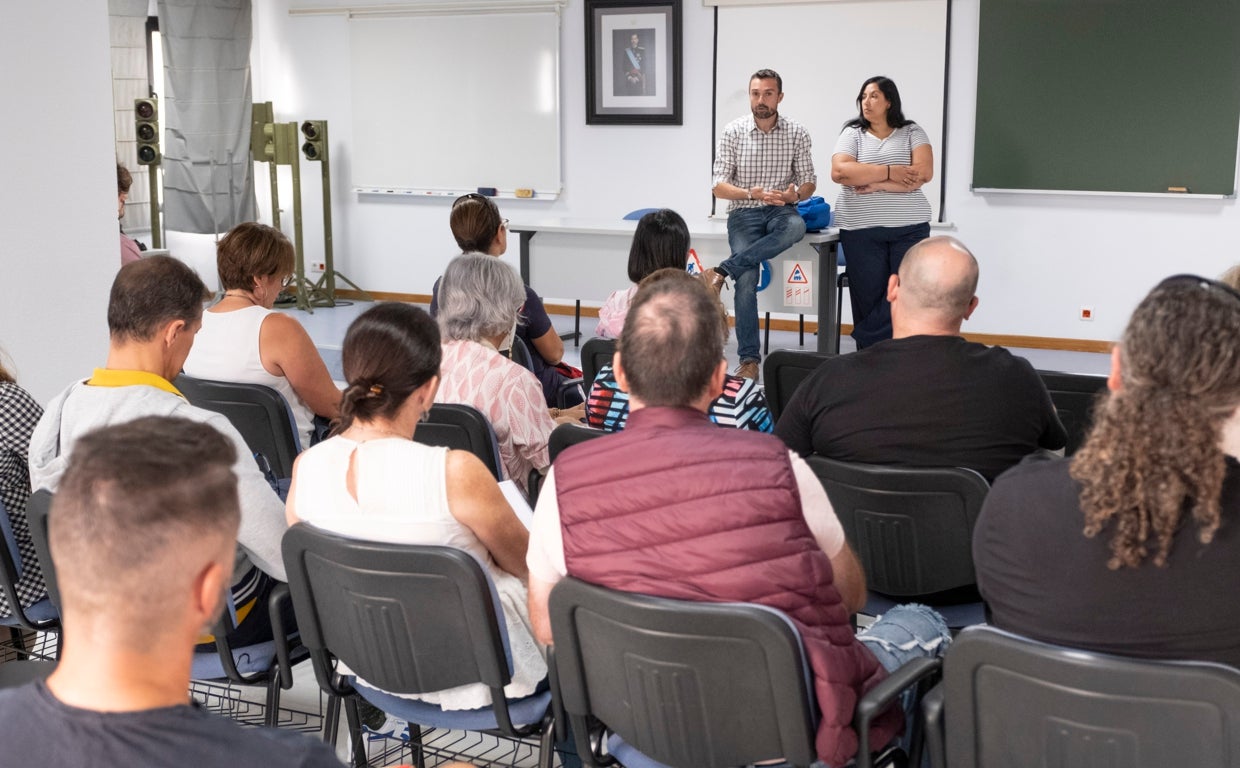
top-left (435, 254), bottom-right (556, 494)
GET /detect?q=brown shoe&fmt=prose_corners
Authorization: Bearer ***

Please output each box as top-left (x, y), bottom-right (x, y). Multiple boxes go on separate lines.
top-left (699, 268), bottom-right (727, 298)
top-left (734, 360), bottom-right (760, 382)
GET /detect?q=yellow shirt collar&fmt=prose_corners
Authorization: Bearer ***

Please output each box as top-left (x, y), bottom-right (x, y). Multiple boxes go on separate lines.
top-left (86, 368), bottom-right (184, 398)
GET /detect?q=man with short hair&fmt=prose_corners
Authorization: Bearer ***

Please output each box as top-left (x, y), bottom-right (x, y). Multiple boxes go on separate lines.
top-left (705, 68), bottom-right (817, 381)
top-left (775, 236), bottom-right (1066, 482)
top-left (29, 256), bottom-right (288, 646)
top-left (0, 416), bottom-right (340, 766)
top-left (526, 272), bottom-right (947, 767)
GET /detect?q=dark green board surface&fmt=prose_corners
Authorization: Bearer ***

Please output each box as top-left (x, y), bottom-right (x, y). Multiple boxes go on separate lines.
top-left (973, 0), bottom-right (1240, 195)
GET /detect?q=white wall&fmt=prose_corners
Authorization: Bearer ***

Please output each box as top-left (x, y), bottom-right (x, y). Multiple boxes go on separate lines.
top-left (1, 2), bottom-right (116, 402)
top-left (255, 0), bottom-right (1240, 343)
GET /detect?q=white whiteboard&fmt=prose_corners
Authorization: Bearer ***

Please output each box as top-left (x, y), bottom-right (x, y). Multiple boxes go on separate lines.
top-left (349, 11), bottom-right (562, 197)
top-left (714, 0), bottom-right (947, 221)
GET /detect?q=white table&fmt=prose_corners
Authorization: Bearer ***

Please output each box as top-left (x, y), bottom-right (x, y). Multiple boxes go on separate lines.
top-left (508, 217), bottom-right (842, 354)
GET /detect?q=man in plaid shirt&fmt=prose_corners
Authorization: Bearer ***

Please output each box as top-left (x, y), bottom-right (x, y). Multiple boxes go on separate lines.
top-left (706, 68), bottom-right (816, 381)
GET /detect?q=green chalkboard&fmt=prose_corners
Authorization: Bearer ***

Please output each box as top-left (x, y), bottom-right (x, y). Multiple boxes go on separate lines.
top-left (973, 0), bottom-right (1240, 196)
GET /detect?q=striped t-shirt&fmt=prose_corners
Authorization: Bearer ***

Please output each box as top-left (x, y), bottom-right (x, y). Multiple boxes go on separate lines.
top-left (832, 123), bottom-right (932, 229)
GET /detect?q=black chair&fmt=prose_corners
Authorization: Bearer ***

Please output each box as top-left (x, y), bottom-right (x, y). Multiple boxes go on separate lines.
top-left (923, 625), bottom-right (1240, 768)
top-left (806, 456), bottom-right (989, 629)
top-left (1036, 370), bottom-right (1108, 455)
top-left (175, 375), bottom-right (302, 479)
top-left (762, 349), bottom-right (832, 421)
top-left (0, 495), bottom-right (59, 649)
top-left (510, 336), bottom-right (584, 409)
top-left (415, 403), bottom-right (505, 481)
top-left (549, 577), bottom-right (937, 768)
top-left (281, 524), bottom-right (554, 768)
top-left (26, 489), bottom-right (299, 727)
top-left (579, 337), bottom-right (617, 389)
top-left (527, 423), bottom-right (606, 505)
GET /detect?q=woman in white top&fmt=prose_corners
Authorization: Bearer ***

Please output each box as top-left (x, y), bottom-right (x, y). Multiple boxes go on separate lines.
top-left (286, 302), bottom-right (544, 710)
top-left (830, 76), bottom-right (934, 349)
top-left (183, 223), bottom-right (340, 445)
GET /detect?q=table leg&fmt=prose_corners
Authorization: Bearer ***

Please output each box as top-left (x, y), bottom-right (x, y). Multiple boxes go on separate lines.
top-left (516, 231), bottom-right (536, 285)
top-left (811, 241), bottom-right (840, 355)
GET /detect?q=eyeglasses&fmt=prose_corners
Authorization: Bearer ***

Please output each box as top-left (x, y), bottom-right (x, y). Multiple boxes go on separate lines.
top-left (1157, 274), bottom-right (1240, 305)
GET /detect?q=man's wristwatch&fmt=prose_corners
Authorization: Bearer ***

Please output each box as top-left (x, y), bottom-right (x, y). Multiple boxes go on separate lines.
top-left (746, 188), bottom-right (753, 200)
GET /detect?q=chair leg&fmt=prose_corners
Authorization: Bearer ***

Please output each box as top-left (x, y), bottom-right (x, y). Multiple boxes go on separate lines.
top-left (836, 279), bottom-right (846, 348)
top-left (324, 695), bottom-right (341, 747)
top-left (537, 715), bottom-right (555, 768)
top-left (264, 675), bottom-right (280, 727)
top-left (408, 722), bottom-right (425, 768)
top-left (763, 311), bottom-right (770, 356)
top-left (799, 314), bottom-right (804, 347)
top-left (343, 696), bottom-right (370, 768)
top-left (575, 300), bottom-right (581, 348)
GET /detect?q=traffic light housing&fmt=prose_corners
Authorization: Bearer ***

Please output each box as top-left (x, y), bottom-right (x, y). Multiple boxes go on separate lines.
top-left (301, 120), bottom-right (327, 162)
top-left (134, 97), bottom-right (160, 166)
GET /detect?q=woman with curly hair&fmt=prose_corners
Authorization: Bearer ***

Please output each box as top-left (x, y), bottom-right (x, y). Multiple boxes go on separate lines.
top-left (973, 274), bottom-right (1240, 665)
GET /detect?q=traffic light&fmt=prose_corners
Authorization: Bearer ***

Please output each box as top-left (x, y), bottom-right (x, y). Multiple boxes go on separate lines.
top-left (134, 97), bottom-right (160, 166)
top-left (301, 120), bottom-right (327, 162)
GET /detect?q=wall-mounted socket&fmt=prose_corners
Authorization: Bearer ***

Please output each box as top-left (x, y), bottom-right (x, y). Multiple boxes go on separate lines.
top-left (310, 262), bottom-right (326, 272)
top-left (1079, 306), bottom-right (1094, 321)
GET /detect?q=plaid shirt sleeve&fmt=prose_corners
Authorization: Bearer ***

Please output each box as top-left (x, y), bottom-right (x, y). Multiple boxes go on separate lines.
top-left (712, 122), bottom-right (741, 189)
top-left (791, 122), bottom-right (817, 189)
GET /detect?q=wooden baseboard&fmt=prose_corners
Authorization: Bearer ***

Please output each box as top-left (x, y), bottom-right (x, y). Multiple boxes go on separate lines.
top-left (335, 290), bottom-right (1115, 354)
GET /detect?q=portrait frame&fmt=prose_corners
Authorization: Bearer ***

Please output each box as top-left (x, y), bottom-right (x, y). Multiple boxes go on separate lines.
top-left (585, 0), bottom-right (682, 125)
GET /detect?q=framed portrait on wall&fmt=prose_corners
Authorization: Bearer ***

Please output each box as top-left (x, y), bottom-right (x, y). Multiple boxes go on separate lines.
top-left (585, 0), bottom-right (682, 125)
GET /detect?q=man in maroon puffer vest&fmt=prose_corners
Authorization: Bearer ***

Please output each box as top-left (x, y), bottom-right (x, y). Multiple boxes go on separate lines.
top-left (527, 270), bottom-right (947, 766)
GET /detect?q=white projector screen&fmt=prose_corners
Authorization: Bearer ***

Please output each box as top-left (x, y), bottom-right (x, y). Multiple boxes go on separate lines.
top-left (349, 11), bottom-right (562, 197)
top-left (714, 0), bottom-right (948, 221)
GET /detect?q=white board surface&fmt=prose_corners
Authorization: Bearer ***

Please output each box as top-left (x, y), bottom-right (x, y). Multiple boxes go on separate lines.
top-left (349, 11), bottom-right (562, 197)
top-left (714, 0), bottom-right (948, 221)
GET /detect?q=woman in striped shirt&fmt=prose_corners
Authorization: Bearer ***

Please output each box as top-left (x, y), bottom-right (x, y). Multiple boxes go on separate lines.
top-left (830, 76), bottom-right (933, 349)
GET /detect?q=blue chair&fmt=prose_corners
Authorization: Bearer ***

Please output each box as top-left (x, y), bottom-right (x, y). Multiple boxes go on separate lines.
top-left (281, 524), bottom-right (555, 768)
top-left (26, 489), bottom-right (300, 727)
top-left (923, 625), bottom-right (1240, 768)
top-left (0, 495), bottom-right (59, 657)
top-left (622, 208), bottom-right (660, 221)
top-left (550, 577), bottom-right (937, 768)
top-left (806, 457), bottom-right (989, 630)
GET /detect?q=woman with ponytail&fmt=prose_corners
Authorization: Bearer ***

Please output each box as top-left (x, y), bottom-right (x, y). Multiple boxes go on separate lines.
top-left (974, 275), bottom-right (1240, 665)
top-left (285, 302), bottom-right (545, 711)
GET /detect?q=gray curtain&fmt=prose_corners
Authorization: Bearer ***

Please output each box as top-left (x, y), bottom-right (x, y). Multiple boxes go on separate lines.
top-left (158, 0), bottom-right (256, 233)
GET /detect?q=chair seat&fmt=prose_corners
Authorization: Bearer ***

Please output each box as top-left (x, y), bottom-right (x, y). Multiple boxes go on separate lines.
top-left (607, 733), bottom-right (674, 768)
top-left (354, 680), bottom-right (551, 731)
top-left (0, 597), bottom-right (58, 627)
top-left (190, 639), bottom-right (278, 679)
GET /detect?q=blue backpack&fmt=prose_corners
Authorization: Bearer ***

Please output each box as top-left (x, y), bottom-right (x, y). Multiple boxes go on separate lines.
top-left (797, 196), bottom-right (832, 231)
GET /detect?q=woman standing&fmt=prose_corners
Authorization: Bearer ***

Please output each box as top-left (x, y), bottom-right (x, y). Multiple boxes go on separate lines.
top-left (830, 76), bottom-right (933, 349)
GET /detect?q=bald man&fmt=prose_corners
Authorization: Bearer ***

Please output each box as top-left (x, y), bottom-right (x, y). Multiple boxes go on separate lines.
top-left (774, 236), bottom-right (1065, 482)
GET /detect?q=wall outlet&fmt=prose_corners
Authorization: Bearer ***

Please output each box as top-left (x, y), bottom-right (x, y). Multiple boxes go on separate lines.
top-left (1079, 306), bottom-right (1094, 321)
top-left (310, 262), bottom-right (326, 272)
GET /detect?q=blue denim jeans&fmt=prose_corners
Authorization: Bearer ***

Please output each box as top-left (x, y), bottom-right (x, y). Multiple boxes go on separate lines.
top-left (722, 206), bottom-right (807, 363)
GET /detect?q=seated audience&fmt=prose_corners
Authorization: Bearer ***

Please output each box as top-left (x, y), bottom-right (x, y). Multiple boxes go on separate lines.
top-left (117, 161), bottom-right (143, 266)
top-left (775, 235), bottom-right (1066, 481)
top-left (526, 271), bottom-right (949, 767)
top-left (594, 208), bottom-right (690, 339)
top-left (28, 256), bottom-right (288, 647)
top-left (587, 268), bottom-right (774, 433)
top-left (975, 274), bottom-right (1240, 666)
top-left (0, 358), bottom-right (46, 619)
top-left (434, 254), bottom-right (556, 495)
top-left (0, 416), bottom-right (340, 767)
top-left (431, 193), bottom-right (573, 407)
top-left (183, 222), bottom-right (340, 446)
top-left (286, 302), bottom-right (545, 710)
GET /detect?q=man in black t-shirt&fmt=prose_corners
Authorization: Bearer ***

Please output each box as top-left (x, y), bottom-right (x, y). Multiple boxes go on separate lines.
top-left (775, 236), bottom-right (1065, 482)
top-left (0, 416), bottom-right (341, 768)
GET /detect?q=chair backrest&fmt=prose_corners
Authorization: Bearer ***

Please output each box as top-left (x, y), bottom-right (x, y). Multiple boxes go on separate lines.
top-left (174, 374), bottom-right (302, 478)
top-left (806, 456), bottom-right (989, 598)
top-left (549, 577), bottom-right (817, 768)
top-left (762, 349), bottom-right (832, 421)
top-left (622, 208), bottom-right (660, 221)
top-left (579, 337), bottom-right (617, 389)
top-left (941, 625), bottom-right (1240, 768)
top-left (1036, 370), bottom-right (1109, 455)
top-left (281, 524), bottom-right (511, 699)
top-left (24, 490), bottom-right (58, 611)
top-left (508, 335), bottom-right (535, 372)
top-left (547, 422), bottom-right (606, 461)
top-left (414, 403), bottom-right (505, 481)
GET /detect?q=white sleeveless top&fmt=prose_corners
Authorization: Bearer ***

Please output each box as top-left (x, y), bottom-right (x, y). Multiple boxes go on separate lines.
top-left (291, 435), bottom-right (546, 710)
top-left (183, 305), bottom-right (315, 445)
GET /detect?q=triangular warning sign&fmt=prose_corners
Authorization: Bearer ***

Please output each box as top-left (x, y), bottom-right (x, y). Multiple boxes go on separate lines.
top-left (687, 248), bottom-right (704, 274)
top-left (787, 263), bottom-right (808, 284)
